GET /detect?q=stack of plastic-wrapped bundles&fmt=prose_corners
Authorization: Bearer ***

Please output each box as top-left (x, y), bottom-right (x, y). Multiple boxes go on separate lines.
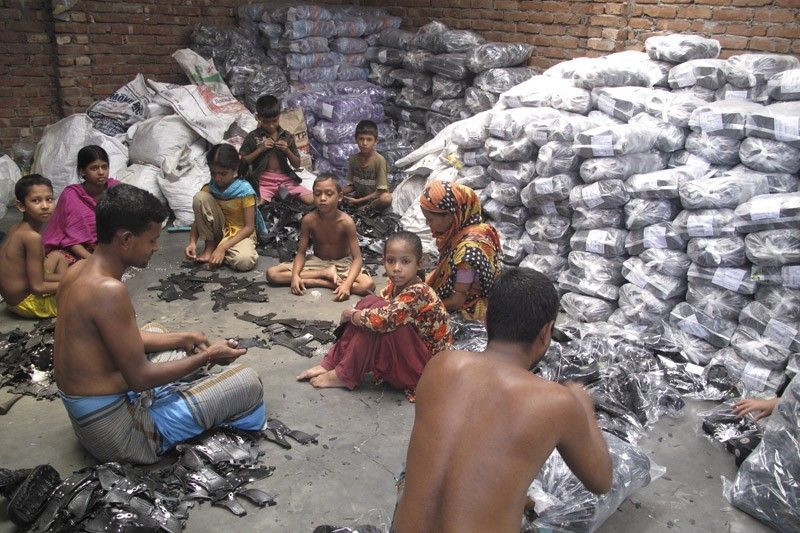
top-left (466, 42), bottom-right (537, 116)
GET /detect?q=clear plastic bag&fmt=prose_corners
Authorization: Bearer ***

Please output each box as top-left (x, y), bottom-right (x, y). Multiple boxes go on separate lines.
top-left (568, 251), bottom-right (624, 284)
top-left (311, 121), bottom-right (390, 144)
top-left (283, 19), bottom-right (337, 39)
top-left (429, 98), bottom-right (469, 119)
top-left (571, 208), bottom-right (624, 230)
top-left (624, 199), bottom-right (679, 230)
top-left (573, 124), bottom-right (658, 158)
top-left (530, 200), bottom-right (573, 217)
top-left (366, 46), bottom-right (404, 66)
top-left (661, 323), bottom-right (718, 365)
top-left (687, 236), bottom-right (748, 267)
top-left (450, 112), bottom-right (491, 148)
top-left (455, 165), bottom-right (491, 189)
top-left (389, 68), bottom-right (433, 92)
top-left (368, 63), bottom-right (398, 87)
top-left (561, 292), bottom-right (617, 322)
top-left (725, 53), bottom-right (800, 89)
top-left (315, 94), bottom-right (374, 123)
top-left (625, 165), bottom-right (708, 200)
top-left (721, 346), bottom-right (788, 395)
top-left (330, 37), bottom-right (367, 54)
top-left (498, 75), bottom-right (571, 108)
top-left (286, 51), bottom-right (340, 69)
top-left (558, 271), bottom-right (619, 301)
top-left (423, 53), bottom-right (471, 80)
top-left (520, 254), bottom-right (568, 281)
top-left (467, 42), bottom-right (533, 73)
top-left (622, 256), bottom-right (687, 300)
top-left (526, 215), bottom-right (572, 242)
top-left (546, 55), bottom-right (663, 90)
top-left (744, 101), bottom-right (800, 148)
top-left (625, 222), bottom-right (687, 255)
top-left (685, 131), bottom-right (741, 166)
top-left (739, 301), bottom-right (800, 354)
top-left (645, 34), bottom-right (721, 63)
top-left (337, 65), bottom-right (369, 81)
top-left (745, 229), bottom-right (800, 266)
top-left (671, 208), bottom-right (740, 239)
top-left (474, 67), bottom-right (538, 94)
top-left (551, 86), bottom-right (594, 115)
top-left (677, 84), bottom-right (716, 102)
top-left (321, 142), bottom-right (359, 167)
top-left (410, 21), bottom-right (449, 53)
top-left (521, 235), bottom-right (569, 256)
top-left (688, 99), bottom-right (763, 139)
top-left (766, 68), bottom-right (800, 101)
top-left (735, 193), bottom-right (800, 233)
top-left (464, 87), bottom-right (498, 114)
top-left (460, 147), bottom-right (490, 167)
top-left (288, 37), bottom-right (330, 54)
top-left (378, 28), bottom-right (414, 50)
top-left (580, 151), bottom-right (666, 183)
top-left (751, 265), bottom-right (800, 290)
top-left (500, 204), bottom-right (533, 226)
top-left (668, 59), bottom-right (728, 89)
top-left (440, 29), bottom-right (485, 53)
top-left (687, 263), bottom-right (756, 295)
top-left (488, 161), bottom-right (536, 189)
top-left (618, 283), bottom-right (678, 320)
top-left (715, 83), bottom-right (769, 104)
top-left (739, 137), bottom-right (800, 174)
top-left (528, 112), bottom-right (574, 147)
top-left (571, 228), bottom-right (628, 258)
top-left (490, 181), bottom-right (524, 206)
top-left (290, 65), bottom-right (340, 82)
top-left (592, 86), bottom-right (651, 122)
top-left (645, 89), bottom-right (708, 128)
top-left (361, 15), bottom-right (402, 35)
top-left (485, 136), bottom-right (536, 162)
top-left (669, 301), bottom-right (737, 348)
top-left (431, 75), bottom-right (467, 99)
top-left (401, 49), bottom-right (434, 72)
top-left (569, 180), bottom-right (630, 210)
top-left (521, 174), bottom-right (579, 206)
top-left (756, 286), bottom-right (800, 320)
top-left (640, 248), bottom-right (692, 278)
top-left (425, 111), bottom-right (454, 137)
top-left (489, 107), bottom-right (561, 140)
top-left (628, 113), bottom-right (687, 153)
top-left (535, 141), bottom-right (580, 177)
top-left (396, 86), bottom-right (434, 110)
top-left (686, 281), bottom-right (751, 322)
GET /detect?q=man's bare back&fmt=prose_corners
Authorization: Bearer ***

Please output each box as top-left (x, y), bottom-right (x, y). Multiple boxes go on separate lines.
top-left (306, 209), bottom-right (356, 261)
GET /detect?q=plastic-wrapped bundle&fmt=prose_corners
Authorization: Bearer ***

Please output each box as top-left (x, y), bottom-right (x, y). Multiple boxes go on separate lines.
top-left (482, 198), bottom-right (505, 221)
top-left (672, 208), bottom-right (741, 238)
top-left (432, 75), bottom-right (467, 99)
top-left (668, 59), bottom-right (727, 90)
top-left (330, 18), bottom-right (369, 38)
top-left (751, 265), bottom-right (800, 290)
top-left (661, 324), bottom-right (718, 365)
top-left (311, 121), bottom-right (390, 144)
top-left (497, 75), bottom-right (561, 108)
top-left (340, 54), bottom-right (367, 67)
top-left (568, 251), bottom-right (624, 284)
top-left (460, 147), bottom-right (491, 167)
top-left (290, 66), bottom-right (339, 82)
top-left (489, 107), bottom-right (561, 140)
top-left (687, 236), bottom-right (747, 267)
top-left (423, 53), bottom-right (470, 80)
top-left (288, 37), bottom-right (330, 54)
top-left (723, 166), bottom-right (798, 194)
top-left (687, 264), bottom-right (756, 295)
top-left (715, 84), bottom-right (769, 103)
top-left (337, 66), bottom-right (369, 81)
top-left (766, 69), bottom-right (800, 101)
top-left (244, 65), bottom-right (289, 109)
top-left (735, 193), bottom-right (800, 233)
top-left (685, 132), bottom-right (741, 166)
top-left (726, 54), bottom-right (800, 89)
top-left (676, 84), bottom-right (718, 102)
top-left (526, 215), bottom-right (572, 242)
top-left (618, 283), bottom-right (678, 320)
top-left (283, 20), bottom-right (336, 39)
top-left (464, 87), bottom-right (498, 114)
top-left (645, 90), bottom-right (707, 128)
top-left (467, 42), bottom-right (534, 73)
top-left (520, 254), bottom-right (568, 282)
top-left (624, 199), bottom-right (679, 230)
top-left (678, 175), bottom-right (769, 209)
top-left (669, 301), bottom-right (736, 348)
top-left (330, 37), bottom-right (367, 54)
top-left (361, 16), bottom-right (402, 35)
top-left (527, 112), bottom-right (573, 147)
top-left (451, 113), bottom-right (491, 148)
top-left (286, 52), bottom-right (340, 69)
top-left (397, 123), bottom-right (427, 147)
top-left (378, 28), bottom-right (413, 50)
top-left (667, 150), bottom-right (720, 173)
top-left (569, 180), bottom-right (630, 210)
top-left (321, 143), bottom-right (359, 167)
top-left (365, 46), bottom-right (404, 66)
top-left (561, 292), bottom-right (617, 322)
top-left (409, 21), bottom-right (448, 53)
top-left (625, 223), bottom-right (687, 255)
top-left (368, 63), bottom-right (396, 87)
top-left (626, 165), bottom-right (707, 200)
top-left (401, 49), bottom-right (433, 73)
top-left (640, 248), bottom-right (692, 278)
top-left (281, 5), bottom-right (332, 21)
top-left (258, 22), bottom-right (283, 40)
top-left (592, 87), bottom-right (651, 122)
top-left (440, 29), bottom-right (485, 53)
top-left (757, 285), bottom-right (800, 320)
top-left (474, 67), bottom-right (537, 94)
top-left (485, 136), bottom-right (536, 162)
top-left (545, 54), bottom-right (664, 90)
top-left (572, 208), bottom-right (624, 230)
top-left (745, 229), bottom-right (800, 266)
top-left (628, 113), bottom-right (686, 153)
top-left (549, 86), bottom-right (593, 115)
top-left (389, 69), bottom-right (433, 92)
top-left (396, 87), bottom-right (434, 110)
top-left (490, 181), bottom-right (524, 206)
top-left (739, 301), bottom-right (800, 354)
top-left (686, 281), bottom-right (751, 322)
top-left (530, 200), bottom-right (573, 218)
top-left (430, 98), bottom-right (469, 119)
top-left (722, 346), bottom-right (788, 396)
top-left (500, 205), bottom-right (533, 226)
top-left (745, 101), bottom-right (800, 148)
top-left (315, 95), bottom-right (374, 123)
top-left (623, 257), bottom-right (687, 300)
top-left (571, 229), bottom-right (628, 258)
top-left (573, 124), bottom-right (658, 158)
top-left (739, 137), bottom-right (800, 174)
top-left (385, 104), bottom-right (426, 125)
top-left (558, 271), bottom-right (619, 301)
top-left (535, 142), bottom-right (580, 177)
top-left (520, 235), bottom-right (569, 256)
top-left (425, 112), bottom-right (454, 137)
top-left (521, 174), bottom-right (578, 206)
top-left (645, 34), bottom-right (721, 63)
top-left (455, 165), bottom-right (491, 189)
top-left (688, 100), bottom-right (763, 139)
top-left (488, 161), bottom-right (536, 188)
top-left (580, 152), bottom-right (666, 183)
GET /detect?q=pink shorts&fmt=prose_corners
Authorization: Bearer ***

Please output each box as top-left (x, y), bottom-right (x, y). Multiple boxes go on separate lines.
top-left (259, 171), bottom-right (311, 202)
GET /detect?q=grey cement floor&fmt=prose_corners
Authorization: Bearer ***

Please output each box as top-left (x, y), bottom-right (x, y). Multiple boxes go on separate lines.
top-left (0, 209), bottom-right (772, 533)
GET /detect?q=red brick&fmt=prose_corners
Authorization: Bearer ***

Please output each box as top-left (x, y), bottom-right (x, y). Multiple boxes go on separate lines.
top-left (754, 8), bottom-right (798, 23)
top-left (643, 5), bottom-right (678, 17)
top-left (713, 7), bottom-right (755, 20)
top-left (676, 6), bottom-right (714, 19)
top-left (589, 14), bottom-right (624, 27)
top-left (749, 36), bottom-right (792, 52)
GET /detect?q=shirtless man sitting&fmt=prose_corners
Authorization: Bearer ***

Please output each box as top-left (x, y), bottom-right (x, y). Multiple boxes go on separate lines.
top-left (392, 267), bottom-right (613, 533)
top-left (54, 184), bottom-right (266, 465)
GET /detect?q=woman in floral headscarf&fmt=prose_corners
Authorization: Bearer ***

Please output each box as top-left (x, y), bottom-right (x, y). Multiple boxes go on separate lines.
top-left (419, 181), bottom-right (501, 322)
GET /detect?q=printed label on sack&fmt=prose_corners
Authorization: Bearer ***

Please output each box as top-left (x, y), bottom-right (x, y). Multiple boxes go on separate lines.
top-left (699, 112), bottom-right (724, 133)
top-left (685, 362), bottom-right (705, 376)
top-left (535, 179), bottom-right (554, 195)
top-left (774, 116), bottom-right (800, 142)
top-left (625, 265), bottom-right (648, 288)
top-left (782, 265), bottom-right (800, 289)
top-left (782, 70), bottom-right (800, 93)
top-left (321, 103), bottom-right (334, 119)
top-left (678, 314), bottom-right (708, 340)
top-left (541, 202), bottom-right (557, 215)
top-left (742, 361), bottom-right (770, 392)
top-left (764, 318), bottom-right (798, 350)
top-left (581, 182), bottom-right (604, 209)
top-left (585, 230), bottom-right (608, 254)
top-left (378, 49), bottom-right (388, 62)
top-left (644, 225), bottom-right (668, 248)
top-left (687, 214), bottom-right (715, 237)
top-left (749, 196), bottom-right (781, 220)
top-left (597, 94), bottom-right (615, 116)
top-left (591, 135), bottom-right (614, 157)
top-left (726, 90), bottom-right (748, 101)
top-left (711, 267), bottom-right (747, 292)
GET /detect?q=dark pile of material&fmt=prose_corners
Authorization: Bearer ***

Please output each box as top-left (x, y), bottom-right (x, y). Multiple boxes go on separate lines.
top-left (236, 312), bottom-right (336, 358)
top-left (0, 320), bottom-right (58, 400)
top-left (148, 266), bottom-right (269, 311)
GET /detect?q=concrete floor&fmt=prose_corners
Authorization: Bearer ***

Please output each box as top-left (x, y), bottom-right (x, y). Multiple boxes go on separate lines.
top-left (0, 210), bottom-right (772, 533)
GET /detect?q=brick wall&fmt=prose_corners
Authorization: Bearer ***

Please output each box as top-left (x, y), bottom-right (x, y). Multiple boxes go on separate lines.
top-left (1, 0), bottom-right (798, 149)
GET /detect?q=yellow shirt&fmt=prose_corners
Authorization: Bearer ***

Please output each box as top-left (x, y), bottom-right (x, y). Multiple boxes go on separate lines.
top-left (201, 185), bottom-right (256, 240)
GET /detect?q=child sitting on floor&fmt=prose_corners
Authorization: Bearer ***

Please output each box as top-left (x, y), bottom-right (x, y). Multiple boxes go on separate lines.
top-left (342, 120), bottom-right (392, 212)
top-left (0, 175), bottom-right (69, 318)
top-left (184, 144), bottom-right (268, 271)
top-left (43, 145), bottom-right (120, 265)
top-left (239, 94), bottom-right (313, 205)
top-left (265, 174), bottom-right (374, 301)
top-left (297, 231), bottom-right (452, 390)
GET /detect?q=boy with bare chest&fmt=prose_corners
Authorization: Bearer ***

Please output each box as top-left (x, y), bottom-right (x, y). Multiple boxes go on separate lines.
top-left (265, 174), bottom-right (374, 301)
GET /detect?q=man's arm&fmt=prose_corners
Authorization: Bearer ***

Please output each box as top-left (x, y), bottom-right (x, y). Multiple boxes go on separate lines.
top-left (140, 330), bottom-right (209, 354)
top-left (333, 217), bottom-right (363, 301)
top-left (67, 243), bottom-right (92, 260)
top-left (555, 383), bottom-right (613, 494)
top-left (290, 216), bottom-right (312, 294)
top-left (95, 281), bottom-right (244, 391)
top-left (23, 232), bottom-right (59, 295)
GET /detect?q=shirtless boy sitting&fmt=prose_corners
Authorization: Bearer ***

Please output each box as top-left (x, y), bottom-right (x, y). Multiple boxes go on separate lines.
top-left (0, 174), bottom-right (68, 318)
top-left (54, 184), bottom-right (266, 465)
top-left (265, 174), bottom-right (375, 301)
top-left (392, 267), bottom-right (613, 533)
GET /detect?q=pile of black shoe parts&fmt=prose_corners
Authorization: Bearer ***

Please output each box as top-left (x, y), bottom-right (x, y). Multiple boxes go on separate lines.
top-left (0, 320), bottom-right (58, 400)
top-left (148, 265), bottom-right (269, 312)
top-left (236, 312), bottom-right (336, 358)
top-left (699, 403), bottom-right (763, 467)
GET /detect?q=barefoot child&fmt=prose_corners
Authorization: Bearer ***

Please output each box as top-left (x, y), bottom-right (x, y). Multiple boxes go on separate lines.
top-left (0, 175), bottom-right (69, 318)
top-left (342, 120), bottom-right (392, 212)
top-left (239, 94), bottom-right (313, 205)
top-left (265, 174), bottom-right (374, 301)
top-left (298, 231), bottom-right (452, 390)
top-left (43, 145), bottom-right (120, 265)
top-left (185, 144), bottom-right (267, 271)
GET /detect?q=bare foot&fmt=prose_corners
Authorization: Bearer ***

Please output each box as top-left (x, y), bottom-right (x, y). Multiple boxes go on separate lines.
top-left (310, 370), bottom-right (348, 389)
top-left (322, 265), bottom-right (342, 286)
top-left (297, 365), bottom-right (328, 381)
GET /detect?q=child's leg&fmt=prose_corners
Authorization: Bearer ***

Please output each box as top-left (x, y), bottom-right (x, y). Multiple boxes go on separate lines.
top-left (192, 191), bottom-right (225, 262)
top-left (369, 191), bottom-right (393, 212)
top-left (308, 322), bottom-right (379, 389)
top-left (350, 272), bottom-right (376, 295)
top-left (267, 258), bottom-right (341, 289)
top-left (44, 251), bottom-right (70, 275)
top-left (224, 237), bottom-right (258, 272)
top-left (259, 172), bottom-right (287, 203)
